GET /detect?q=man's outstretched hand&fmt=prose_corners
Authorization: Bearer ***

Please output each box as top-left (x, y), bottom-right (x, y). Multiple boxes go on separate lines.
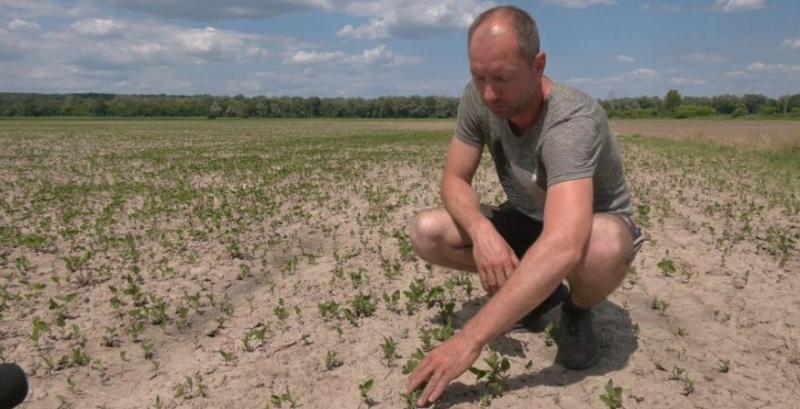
top-left (405, 332), bottom-right (483, 406)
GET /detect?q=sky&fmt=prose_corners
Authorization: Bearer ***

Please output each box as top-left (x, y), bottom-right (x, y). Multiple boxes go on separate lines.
top-left (0, 0), bottom-right (798, 98)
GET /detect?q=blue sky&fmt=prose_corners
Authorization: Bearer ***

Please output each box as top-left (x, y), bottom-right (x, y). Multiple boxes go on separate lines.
top-left (0, 0), bottom-right (798, 98)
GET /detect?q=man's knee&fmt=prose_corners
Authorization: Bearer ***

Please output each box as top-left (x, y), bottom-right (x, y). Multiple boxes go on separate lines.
top-left (409, 209), bottom-right (442, 255)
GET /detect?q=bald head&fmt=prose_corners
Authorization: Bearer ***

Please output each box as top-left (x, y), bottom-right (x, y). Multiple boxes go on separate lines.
top-left (468, 6), bottom-right (540, 64)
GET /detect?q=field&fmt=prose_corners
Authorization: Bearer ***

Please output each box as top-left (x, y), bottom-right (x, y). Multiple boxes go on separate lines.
top-left (1, 118), bottom-right (798, 408)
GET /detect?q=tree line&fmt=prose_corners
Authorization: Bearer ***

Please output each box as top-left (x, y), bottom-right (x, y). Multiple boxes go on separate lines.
top-left (1, 90), bottom-right (799, 119)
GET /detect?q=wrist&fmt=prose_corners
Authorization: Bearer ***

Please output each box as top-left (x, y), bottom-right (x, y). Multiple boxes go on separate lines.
top-left (466, 217), bottom-right (493, 241)
top-left (459, 319), bottom-right (492, 348)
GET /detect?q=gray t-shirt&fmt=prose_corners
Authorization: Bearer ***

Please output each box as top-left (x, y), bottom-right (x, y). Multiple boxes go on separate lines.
top-left (455, 80), bottom-right (632, 221)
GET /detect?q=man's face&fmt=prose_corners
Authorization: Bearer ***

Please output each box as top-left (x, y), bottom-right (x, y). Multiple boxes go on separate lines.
top-left (468, 31), bottom-right (541, 119)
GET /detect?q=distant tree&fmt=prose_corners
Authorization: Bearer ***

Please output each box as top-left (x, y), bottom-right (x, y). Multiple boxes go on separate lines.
top-left (664, 89), bottom-right (682, 114)
top-left (208, 100), bottom-right (222, 119)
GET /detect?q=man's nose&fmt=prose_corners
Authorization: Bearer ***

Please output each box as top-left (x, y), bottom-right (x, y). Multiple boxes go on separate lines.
top-left (483, 84), bottom-right (498, 103)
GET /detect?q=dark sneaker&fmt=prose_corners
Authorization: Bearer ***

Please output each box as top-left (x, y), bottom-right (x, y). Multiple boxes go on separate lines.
top-left (556, 303), bottom-right (601, 370)
top-left (515, 283), bottom-right (569, 330)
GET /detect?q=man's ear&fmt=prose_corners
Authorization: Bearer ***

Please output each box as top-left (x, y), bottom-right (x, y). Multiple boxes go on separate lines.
top-left (534, 52), bottom-right (546, 75)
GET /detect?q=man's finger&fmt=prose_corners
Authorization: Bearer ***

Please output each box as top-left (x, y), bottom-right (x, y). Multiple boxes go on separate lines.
top-left (477, 268), bottom-right (489, 293)
top-left (407, 359), bottom-right (433, 394)
top-left (428, 372), bottom-right (453, 404)
top-left (418, 370), bottom-right (442, 406)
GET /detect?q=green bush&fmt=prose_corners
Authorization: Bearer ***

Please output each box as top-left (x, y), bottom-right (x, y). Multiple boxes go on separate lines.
top-left (673, 105), bottom-right (717, 118)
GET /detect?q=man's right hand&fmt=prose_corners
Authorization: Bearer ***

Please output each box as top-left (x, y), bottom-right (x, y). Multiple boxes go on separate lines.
top-left (469, 221), bottom-right (519, 294)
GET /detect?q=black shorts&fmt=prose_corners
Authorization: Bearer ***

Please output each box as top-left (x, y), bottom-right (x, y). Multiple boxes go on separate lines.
top-left (483, 202), bottom-right (644, 263)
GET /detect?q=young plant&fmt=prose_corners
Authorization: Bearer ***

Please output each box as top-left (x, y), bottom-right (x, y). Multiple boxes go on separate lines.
top-left (651, 296), bottom-right (670, 316)
top-left (324, 350), bottom-right (342, 371)
top-left (469, 352), bottom-right (511, 405)
top-left (381, 336), bottom-right (400, 367)
top-left (269, 387), bottom-right (299, 408)
top-left (402, 349), bottom-right (426, 375)
top-left (358, 379), bottom-right (374, 406)
top-left (318, 300), bottom-right (339, 320)
top-left (274, 298), bottom-right (289, 322)
top-left (716, 359), bottom-right (731, 373)
top-left (599, 379), bottom-right (623, 408)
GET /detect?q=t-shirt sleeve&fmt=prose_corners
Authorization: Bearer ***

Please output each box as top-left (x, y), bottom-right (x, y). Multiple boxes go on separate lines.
top-left (541, 116), bottom-right (603, 186)
top-left (454, 83), bottom-right (485, 147)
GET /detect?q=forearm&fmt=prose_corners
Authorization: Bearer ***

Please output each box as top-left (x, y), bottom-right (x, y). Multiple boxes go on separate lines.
top-left (440, 174), bottom-right (491, 239)
top-left (459, 237), bottom-right (581, 346)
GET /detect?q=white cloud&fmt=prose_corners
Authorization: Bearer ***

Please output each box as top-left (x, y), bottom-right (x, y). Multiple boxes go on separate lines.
top-left (780, 38), bottom-right (800, 50)
top-left (71, 18), bottom-right (126, 38)
top-left (335, 0), bottom-right (494, 39)
top-left (337, 20), bottom-right (389, 40)
top-left (615, 54), bottom-right (635, 63)
top-left (97, 0), bottom-right (493, 40)
top-left (284, 45), bottom-right (421, 68)
top-left (630, 68), bottom-right (657, 80)
top-left (97, 0), bottom-right (328, 20)
top-left (544, 0), bottom-right (617, 8)
top-left (670, 77), bottom-right (706, 85)
top-left (284, 50), bottom-right (346, 65)
top-left (8, 17), bottom-right (40, 32)
top-left (715, 0), bottom-right (765, 12)
top-left (677, 53), bottom-right (726, 63)
top-left (746, 62), bottom-right (800, 74)
top-left (723, 70), bottom-right (746, 77)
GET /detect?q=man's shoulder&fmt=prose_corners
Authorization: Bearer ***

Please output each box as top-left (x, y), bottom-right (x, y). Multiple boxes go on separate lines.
top-left (548, 81), bottom-right (605, 119)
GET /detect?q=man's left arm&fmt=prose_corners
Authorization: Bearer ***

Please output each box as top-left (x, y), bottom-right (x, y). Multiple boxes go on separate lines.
top-left (406, 177), bottom-right (594, 406)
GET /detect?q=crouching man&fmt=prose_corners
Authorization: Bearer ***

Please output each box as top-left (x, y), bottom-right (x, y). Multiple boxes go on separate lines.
top-left (405, 5), bottom-right (643, 406)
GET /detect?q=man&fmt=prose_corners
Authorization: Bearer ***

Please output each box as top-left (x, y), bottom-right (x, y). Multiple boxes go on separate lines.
top-left (405, 5), bottom-right (643, 406)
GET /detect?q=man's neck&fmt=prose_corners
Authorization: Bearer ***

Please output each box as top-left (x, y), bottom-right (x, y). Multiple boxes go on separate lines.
top-left (509, 76), bottom-right (552, 135)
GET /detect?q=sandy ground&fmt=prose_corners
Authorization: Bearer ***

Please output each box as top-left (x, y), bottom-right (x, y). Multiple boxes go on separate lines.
top-left (0, 119), bottom-right (798, 408)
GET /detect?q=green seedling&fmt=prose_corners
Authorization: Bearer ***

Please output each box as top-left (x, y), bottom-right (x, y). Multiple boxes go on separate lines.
top-left (70, 347), bottom-right (91, 367)
top-left (269, 387), bottom-right (299, 408)
top-left (651, 296), bottom-right (670, 316)
top-left (243, 326), bottom-right (268, 352)
top-left (382, 258), bottom-right (401, 280)
top-left (400, 387), bottom-right (424, 409)
top-left (31, 316), bottom-right (49, 342)
top-left (469, 352), bottom-right (511, 406)
top-left (102, 326), bottom-right (120, 347)
top-left (543, 320), bottom-right (555, 346)
top-left (219, 350), bottom-right (236, 364)
top-left (669, 366), bottom-right (694, 396)
top-left (382, 290), bottom-right (401, 314)
top-left (350, 292), bottom-right (376, 318)
top-left (657, 256), bottom-right (677, 276)
top-left (599, 379), bottom-right (623, 408)
top-left (402, 349), bottom-right (426, 375)
top-left (174, 371), bottom-right (208, 400)
top-left (318, 300), bottom-right (339, 320)
top-left (404, 278), bottom-right (428, 314)
top-left (381, 336), bottom-right (400, 367)
top-left (275, 298), bottom-right (289, 322)
top-left (358, 379), bottom-right (374, 406)
top-left (324, 350), bottom-right (342, 371)
top-left (716, 359), bottom-right (731, 373)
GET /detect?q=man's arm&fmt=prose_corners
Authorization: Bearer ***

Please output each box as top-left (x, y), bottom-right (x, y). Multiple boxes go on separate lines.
top-left (442, 136), bottom-right (519, 293)
top-left (407, 177), bottom-right (594, 406)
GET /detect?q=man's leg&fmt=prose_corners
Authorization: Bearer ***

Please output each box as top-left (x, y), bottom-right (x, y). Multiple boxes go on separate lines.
top-left (409, 207), bottom-right (478, 273)
top-left (557, 213), bottom-right (640, 370)
top-left (409, 205), bottom-right (567, 325)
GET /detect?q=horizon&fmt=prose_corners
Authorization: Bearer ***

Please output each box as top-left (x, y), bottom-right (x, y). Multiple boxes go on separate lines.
top-left (1, 0), bottom-right (799, 99)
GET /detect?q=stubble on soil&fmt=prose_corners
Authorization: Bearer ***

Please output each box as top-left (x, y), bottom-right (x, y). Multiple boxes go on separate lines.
top-left (0, 118), bottom-right (798, 408)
